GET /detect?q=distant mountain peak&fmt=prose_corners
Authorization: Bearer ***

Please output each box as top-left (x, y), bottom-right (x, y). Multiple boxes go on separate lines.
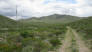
top-left (20, 14), bottom-right (81, 24)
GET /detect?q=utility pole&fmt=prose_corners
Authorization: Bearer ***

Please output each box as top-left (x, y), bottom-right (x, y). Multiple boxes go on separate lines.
top-left (16, 5), bottom-right (18, 20)
top-left (16, 5), bottom-right (18, 30)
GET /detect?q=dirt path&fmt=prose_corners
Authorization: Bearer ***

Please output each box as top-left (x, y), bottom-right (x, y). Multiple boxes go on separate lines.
top-left (57, 27), bottom-right (91, 52)
top-left (58, 27), bottom-right (73, 52)
top-left (71, 28), bottom-right (91, 52)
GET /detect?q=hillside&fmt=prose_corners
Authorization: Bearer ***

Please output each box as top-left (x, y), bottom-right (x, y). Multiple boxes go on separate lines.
top-left (20, 14), bottom-right (81, 24)
top-left (0, 15), bottom-right (92, 52)
top-left (67, 16), bottom-right (92, 34)
top-left (67, 16), bottom-right (92, 49)
top-left (0, 15), bottom-right (20, 29)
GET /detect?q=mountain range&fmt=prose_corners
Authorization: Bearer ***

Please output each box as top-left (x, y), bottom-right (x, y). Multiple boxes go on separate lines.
top-left (0, 15), bottom-right (20, 30)
top-left (20, 14), bottom-right (82, 24)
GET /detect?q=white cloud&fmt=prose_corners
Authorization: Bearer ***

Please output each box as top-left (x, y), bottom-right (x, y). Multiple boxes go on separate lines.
top-left (75, 0), bottom-right (92, 16)
top-left (0, 0), bottom-right (92, 19)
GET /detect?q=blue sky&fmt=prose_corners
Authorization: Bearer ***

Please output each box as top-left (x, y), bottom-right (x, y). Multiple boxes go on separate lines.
top-left (44, 0), bottom-right (77, 4)
top-left (56, 0), bottom-right (77, 3)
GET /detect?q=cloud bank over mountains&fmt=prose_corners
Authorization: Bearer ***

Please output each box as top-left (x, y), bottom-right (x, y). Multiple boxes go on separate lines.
top-left (0, 0), bottom-right (92, 19)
